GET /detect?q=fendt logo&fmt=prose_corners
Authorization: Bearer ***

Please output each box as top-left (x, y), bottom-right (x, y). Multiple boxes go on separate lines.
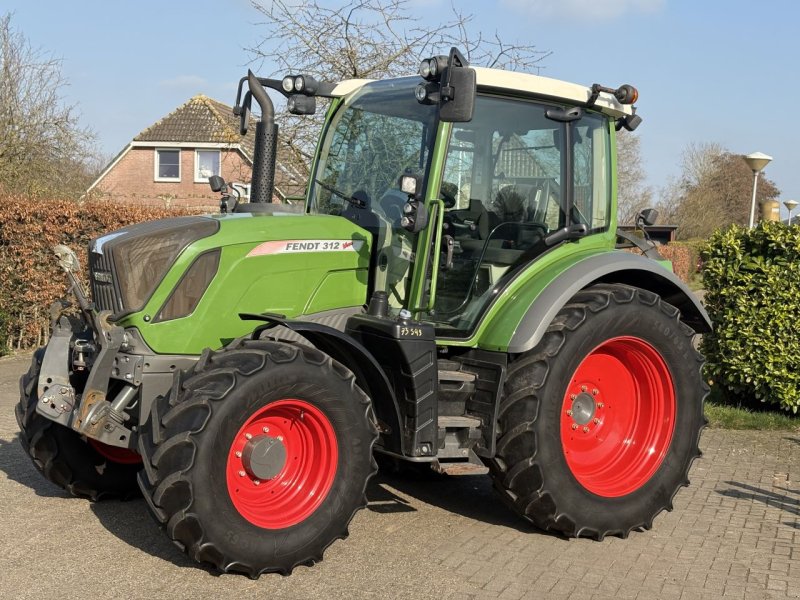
top-left (247, 239), bottom-right (365, 257)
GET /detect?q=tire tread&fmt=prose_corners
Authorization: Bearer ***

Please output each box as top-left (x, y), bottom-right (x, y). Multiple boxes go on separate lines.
top-left (488, 284), bottom-right (707, 540)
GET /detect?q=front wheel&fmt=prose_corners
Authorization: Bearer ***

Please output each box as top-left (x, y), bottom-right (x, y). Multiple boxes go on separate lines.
top-left (488, 284), bottom-right (706, 539)
top-left (137, 339), bottom-right (378, 576)
top-left (15, 349), bottom-right (142, 500)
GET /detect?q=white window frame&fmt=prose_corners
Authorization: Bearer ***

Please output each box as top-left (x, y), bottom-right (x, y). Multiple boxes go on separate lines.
top-left (194, 149), bottom-right (221, 183)
top-left (154, 148), bottom-right (181, 182)
top-left (231, 183), bottom-right (251, 200)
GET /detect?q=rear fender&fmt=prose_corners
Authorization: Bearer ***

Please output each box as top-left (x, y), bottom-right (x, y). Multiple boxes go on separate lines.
top-left (507, 252), bottom-right (711, 354)
top-left (242, 314), bottom-right (405, 455)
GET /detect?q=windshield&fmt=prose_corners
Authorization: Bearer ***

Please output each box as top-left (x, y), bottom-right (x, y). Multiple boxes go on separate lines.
top-left (309, 78), bottom-right (438, 309)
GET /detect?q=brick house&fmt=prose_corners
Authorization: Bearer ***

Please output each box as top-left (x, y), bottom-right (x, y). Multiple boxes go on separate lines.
top-left (87, 95), bottom-right (303, 208)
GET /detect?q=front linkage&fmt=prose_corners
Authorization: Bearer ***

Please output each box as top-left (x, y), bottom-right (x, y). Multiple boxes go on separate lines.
top-left (34, 245), bottom-right (193, 452)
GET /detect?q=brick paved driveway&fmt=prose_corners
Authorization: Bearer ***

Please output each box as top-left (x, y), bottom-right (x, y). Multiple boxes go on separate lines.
top-left (1, 353), bottom-right (798, 599)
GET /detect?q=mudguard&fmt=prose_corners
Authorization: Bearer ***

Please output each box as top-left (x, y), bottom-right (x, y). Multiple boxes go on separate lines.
top-left (241, 313), bottom-right (406, 455)
top-left (507, 252), bottom-right (712, 354)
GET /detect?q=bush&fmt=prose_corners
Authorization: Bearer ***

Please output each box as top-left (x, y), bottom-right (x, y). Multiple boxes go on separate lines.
top-left (622, 243), bottom-right (693, 283)
top-left (655, 244), bottom-right (692, 283)
top-left (701, 222), bottom-right (800, 413)
top-left (0, 196), bottom-right (200, 353)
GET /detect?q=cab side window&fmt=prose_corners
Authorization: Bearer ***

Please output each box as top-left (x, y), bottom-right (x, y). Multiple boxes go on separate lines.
top-left (572, 115), bottom-right (611, 232)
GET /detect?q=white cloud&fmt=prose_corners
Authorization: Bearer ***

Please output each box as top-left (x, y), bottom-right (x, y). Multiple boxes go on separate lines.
top-left (501, 0), bottom-right (664, 21)
top-left (159, 75), bottom-right (208, 88)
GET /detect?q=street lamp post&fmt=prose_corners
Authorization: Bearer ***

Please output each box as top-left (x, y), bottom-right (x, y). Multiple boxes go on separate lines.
top-left (745, 152), bottom-right (773, 228)
top-left (784, 199), bottom-right (799, 225)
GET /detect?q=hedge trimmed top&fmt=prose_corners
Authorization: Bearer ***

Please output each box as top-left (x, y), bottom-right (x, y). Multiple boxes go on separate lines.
top-left (702, 222), bottom-right (800, 413)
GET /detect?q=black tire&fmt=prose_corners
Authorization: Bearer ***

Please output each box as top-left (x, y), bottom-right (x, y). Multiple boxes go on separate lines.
top-left (137, 339), bottom-right (378, 577)
top-left (488, 284), bottom-right (707, 539)
top-left (15, 349), bottom-right (142, 500)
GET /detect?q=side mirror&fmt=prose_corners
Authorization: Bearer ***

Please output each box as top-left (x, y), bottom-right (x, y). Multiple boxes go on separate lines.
top-left (439, 66), bottom-right (476, 123)
top-left (417, 47), bottom-right (476, 123)
top-left (638, 208), bottom-right (658, 227)
top-left (209, 175), bottom-right (226, 193)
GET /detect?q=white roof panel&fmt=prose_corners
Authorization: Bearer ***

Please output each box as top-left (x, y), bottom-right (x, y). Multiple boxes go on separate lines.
top-left (331, 67), bottom-right (636, 118)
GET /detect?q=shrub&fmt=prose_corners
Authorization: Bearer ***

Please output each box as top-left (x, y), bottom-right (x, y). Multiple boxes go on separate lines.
top-left (0, 196), bottom-right (200, 352)
top-left (670, 239), bottom-right (704, 272)
top-left (655, 244), bottom-right (692, 283)
top-left (701, 222), bottom-right (800, 413)
top-left (622, 242), bottom-right (692, 283)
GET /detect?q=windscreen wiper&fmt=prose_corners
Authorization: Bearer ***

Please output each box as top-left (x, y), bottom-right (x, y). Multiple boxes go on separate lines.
top-left (314, 179), bottom-right (366, 208)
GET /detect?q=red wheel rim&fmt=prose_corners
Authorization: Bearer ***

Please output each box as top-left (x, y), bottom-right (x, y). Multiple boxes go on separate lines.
top-left (560, 336), bottom-right (676, 498)
top-left (226, 399), bottom-right (338, 529)
top-left (87, 439), bottom-right (142, 465)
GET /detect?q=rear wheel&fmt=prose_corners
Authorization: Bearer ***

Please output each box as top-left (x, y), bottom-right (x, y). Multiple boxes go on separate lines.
top-left (488, 284), bottom-right (706, 539)
top-left (137, 339), bottom-right (378, 576)
top-left (15, 349), bottom-right (142, 500)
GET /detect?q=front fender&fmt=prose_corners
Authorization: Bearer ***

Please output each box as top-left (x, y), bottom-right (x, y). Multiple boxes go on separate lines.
top-left (242, 314), bottom-right (405, 455)
top-left (504, 252), bottom-right (711, 354)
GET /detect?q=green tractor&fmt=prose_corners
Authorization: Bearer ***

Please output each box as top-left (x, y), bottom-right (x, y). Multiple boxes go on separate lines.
top-left (17, 48), bottom-right (709, 576)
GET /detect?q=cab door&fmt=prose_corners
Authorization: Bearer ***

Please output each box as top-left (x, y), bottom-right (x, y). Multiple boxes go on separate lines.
top-left (425, 94), bottom-right (612, 336)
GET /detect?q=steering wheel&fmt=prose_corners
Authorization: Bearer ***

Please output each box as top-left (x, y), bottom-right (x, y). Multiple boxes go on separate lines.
top-left (379, 189), bottom-right (408, 225)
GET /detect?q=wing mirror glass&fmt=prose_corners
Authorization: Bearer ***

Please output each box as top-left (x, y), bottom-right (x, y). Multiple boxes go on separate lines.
top-left (638, 208), bottom-right (658, 227)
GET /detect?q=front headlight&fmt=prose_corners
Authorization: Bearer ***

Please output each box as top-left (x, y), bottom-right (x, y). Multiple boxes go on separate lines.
top-left (154, 249), bottom-right (221, 322)
top-left (100, 217), bottom-right (219, 314)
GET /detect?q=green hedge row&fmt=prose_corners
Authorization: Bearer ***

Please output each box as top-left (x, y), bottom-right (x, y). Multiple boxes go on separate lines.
top-left (701, 222), bottom-right (800, 413)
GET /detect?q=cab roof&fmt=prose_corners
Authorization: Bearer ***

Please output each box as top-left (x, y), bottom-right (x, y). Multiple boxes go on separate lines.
top-left (329, 66), bottom-right (636, 119)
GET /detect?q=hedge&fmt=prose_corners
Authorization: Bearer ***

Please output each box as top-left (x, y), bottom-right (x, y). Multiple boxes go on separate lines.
top-left (701, 222), bottom-right (800, 413)
top-left (623, 243), bottom-right (693, 283)
top-left (0, 196), bottom-right (199, 353)
top-left (654, 244), bottom-right (693, 283)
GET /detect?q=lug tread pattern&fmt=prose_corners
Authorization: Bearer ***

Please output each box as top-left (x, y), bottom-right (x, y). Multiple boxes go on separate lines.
top-left (137, 339), bottom-right (378, 577)
top-left (15, 349), bottom-right (140, 501)
top-left (487, 284), bottom-right (707, 541)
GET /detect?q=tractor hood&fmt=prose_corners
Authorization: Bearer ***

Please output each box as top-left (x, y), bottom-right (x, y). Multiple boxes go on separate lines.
top-left (95, 212), bottom-right (372, 354)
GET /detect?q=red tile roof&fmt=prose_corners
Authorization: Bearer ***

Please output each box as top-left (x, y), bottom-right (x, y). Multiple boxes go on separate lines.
top-left (134, 95), bottom-right (256, 160)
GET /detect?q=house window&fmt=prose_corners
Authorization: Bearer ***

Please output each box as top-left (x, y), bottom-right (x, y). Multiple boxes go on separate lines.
top-left (195, 150), bottom-right (220, 183)
top-left (155, 149), bottom-right (180, 181)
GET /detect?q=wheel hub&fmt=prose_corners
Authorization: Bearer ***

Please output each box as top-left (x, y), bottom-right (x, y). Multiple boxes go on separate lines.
top-left (570, 392), bottom-right (596, 425)
top-left (242, 435), bottom-right (287, 481)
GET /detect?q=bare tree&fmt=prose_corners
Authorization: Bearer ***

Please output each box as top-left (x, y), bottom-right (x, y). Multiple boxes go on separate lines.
top-left (658, 142), bottom-right (780, 239)
top-left (247, 0), bottom-right (550, 174)
top-left (0, 13), bottom-right (98, 199)
top-left (616, 132), bottom-right (653, 224)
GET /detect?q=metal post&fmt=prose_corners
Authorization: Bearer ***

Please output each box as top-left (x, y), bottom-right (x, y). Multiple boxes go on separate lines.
top-left (748, 170), bottom-right (760, 229)
top-left (745, 152), bottom-right (772, 228)
top-left (784, 199), bottom-right (799, 225)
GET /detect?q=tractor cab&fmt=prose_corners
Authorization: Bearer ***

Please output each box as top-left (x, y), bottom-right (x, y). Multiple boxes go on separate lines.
top-left (300, 54), bottom-right (636, 340)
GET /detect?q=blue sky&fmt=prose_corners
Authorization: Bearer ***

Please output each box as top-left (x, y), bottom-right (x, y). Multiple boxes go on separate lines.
top-left (5, 0), bottom-right (798, 210)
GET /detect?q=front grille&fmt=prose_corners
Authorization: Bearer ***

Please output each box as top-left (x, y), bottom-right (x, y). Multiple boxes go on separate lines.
top-left (88, 248), bottom-right (122, 313)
